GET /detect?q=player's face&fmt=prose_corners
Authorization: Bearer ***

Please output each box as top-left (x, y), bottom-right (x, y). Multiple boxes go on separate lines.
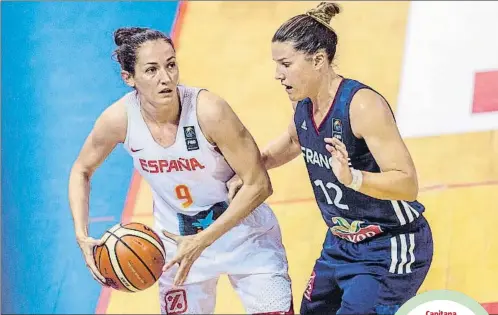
top-left (272, 41), bottom-right (320, 102)
top-left (125, 40), bottom-right (179, 106)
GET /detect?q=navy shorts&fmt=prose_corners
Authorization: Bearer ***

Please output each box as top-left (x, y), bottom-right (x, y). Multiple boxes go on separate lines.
top-left (300, 216), bottom-right (433, 315)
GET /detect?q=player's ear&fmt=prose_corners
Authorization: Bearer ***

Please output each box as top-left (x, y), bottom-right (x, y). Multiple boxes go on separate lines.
top-left (121, 70), bottom-right (135, 88)
top-left (312, 50), bottom-right (327, 69)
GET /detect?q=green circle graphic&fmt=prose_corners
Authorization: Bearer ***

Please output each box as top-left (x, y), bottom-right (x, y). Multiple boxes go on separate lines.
top-left (396, 290), bottom-right (488, 315)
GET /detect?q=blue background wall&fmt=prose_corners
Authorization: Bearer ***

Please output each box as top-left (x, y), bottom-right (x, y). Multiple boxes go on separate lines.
top-left (1, 2), bottom-right (178, 313)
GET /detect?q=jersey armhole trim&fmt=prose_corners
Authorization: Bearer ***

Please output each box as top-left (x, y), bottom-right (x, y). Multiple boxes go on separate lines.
top-left (194, 88), bottom-right (224, 155)
top-left (347, 86), bottom-right (375, 142)
top-left (123, 91), bottom-right (137, 151)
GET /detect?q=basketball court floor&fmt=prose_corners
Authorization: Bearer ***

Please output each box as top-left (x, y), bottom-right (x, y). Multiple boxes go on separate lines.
top-left (97, 2), bottom-right (497, 313)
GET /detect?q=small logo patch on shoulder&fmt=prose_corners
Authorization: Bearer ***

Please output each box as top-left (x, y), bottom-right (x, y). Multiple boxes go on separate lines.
top-left (183, 126), bottom-right (199, 151)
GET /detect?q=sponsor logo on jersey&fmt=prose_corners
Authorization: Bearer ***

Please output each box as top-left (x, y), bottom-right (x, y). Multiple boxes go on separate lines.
top-left (301, 146), bottom-right (330, 170)
top-left (330, 217), bottom-right (383, 243)
top-left (139, 158), bottom-right (205, 174)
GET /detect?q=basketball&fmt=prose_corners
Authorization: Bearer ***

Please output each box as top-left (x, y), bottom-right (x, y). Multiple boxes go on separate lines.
top-left (93, 222), bottom-right (166, 292)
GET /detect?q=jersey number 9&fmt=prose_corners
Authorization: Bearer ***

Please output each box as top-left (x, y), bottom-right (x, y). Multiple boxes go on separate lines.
top-left (175, 184), bottom-right (193, 208)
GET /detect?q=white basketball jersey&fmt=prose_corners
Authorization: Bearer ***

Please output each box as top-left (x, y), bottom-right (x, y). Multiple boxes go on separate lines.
top-left (123, 85), bottom-right (235, 233)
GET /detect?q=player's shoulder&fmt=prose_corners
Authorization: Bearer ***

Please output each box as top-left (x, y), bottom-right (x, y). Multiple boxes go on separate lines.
top-left (196, 88), bottom-right (234, 123)
top-left (93, 93), bottom-right (129, 143)
top-left (195, 88), bottom-right (244, 144)
top-left (347, 80), bottom-right (396, 135)
top-left (349, 80), bottom-right (389, 116)
top-left (101, 93), bottom-right (128, 125)
top-left (197, 88), bottom-right (228, 107)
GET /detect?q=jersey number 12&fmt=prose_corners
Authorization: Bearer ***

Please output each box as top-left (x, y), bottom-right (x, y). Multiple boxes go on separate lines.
top-left (314, 179), bottom-right (349, 210)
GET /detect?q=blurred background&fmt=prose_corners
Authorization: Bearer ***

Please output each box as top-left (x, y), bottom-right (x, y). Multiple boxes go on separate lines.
top-left (2, 1), bottom-right (497, 314)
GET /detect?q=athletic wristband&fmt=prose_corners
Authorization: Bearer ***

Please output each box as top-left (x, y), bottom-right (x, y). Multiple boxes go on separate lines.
top-left (346, 168), bottom-right (363, 191)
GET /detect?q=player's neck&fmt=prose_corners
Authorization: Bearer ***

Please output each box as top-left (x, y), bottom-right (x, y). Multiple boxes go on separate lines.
top-left (139, 92), bottom-right (181, 125)
top-left (311, 71), bottom-right (342, 113)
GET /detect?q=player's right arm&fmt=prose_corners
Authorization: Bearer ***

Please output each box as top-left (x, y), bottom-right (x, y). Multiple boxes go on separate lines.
top-left (260, 118), bottom-right (301, 170)
top-left (68, 101), bottom-right (127, 285)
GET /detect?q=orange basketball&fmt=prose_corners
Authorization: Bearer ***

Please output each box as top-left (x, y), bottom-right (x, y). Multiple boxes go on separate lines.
top-left (93, 222), bottom-right (166, 292)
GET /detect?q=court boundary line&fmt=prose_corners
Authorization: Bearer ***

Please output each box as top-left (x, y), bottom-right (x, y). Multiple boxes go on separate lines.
top-left (93, 1), bottom-right (188, 313)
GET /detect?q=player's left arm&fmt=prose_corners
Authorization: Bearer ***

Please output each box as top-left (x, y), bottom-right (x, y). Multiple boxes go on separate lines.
top-left (162, 91), bottom-right (273, 285)
top-left (196, 90), bottom-right (273, 245)
top-left (336, 88), bottom-right (419, 201)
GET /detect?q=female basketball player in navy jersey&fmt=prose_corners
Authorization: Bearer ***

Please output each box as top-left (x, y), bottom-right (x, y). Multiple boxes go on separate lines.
top-left (228, 2), bottom-right (433, 315)
top-left (69, 27), bottom-right (293, 314)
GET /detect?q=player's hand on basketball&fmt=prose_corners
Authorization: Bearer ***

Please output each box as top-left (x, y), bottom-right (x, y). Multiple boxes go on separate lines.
top-left (77, 236), bottom-right (108, 286)
top-left (226, 174), bottom-right (243, 203)
top-left (324, 137), bottom-right (353, 186)
top-left (162, 231), bottom-right (208, 286)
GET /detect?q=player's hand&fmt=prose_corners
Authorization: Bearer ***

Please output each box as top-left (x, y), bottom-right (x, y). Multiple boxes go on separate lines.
top-left (226, 174), bottom-right (243, 203)
top-left (77, 236), bottom-right (108, 286)
top-left (161, 230), bottom-right (209, 286)
top-left (324, 137), bottom-right (353, 186)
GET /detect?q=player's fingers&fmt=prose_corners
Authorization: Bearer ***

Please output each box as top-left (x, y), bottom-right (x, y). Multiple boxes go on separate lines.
top-left (331, 137), bottom-right (345, 146)
top-left (88, 237), bottom-right (105, 246)
top-left (89, 270), bottom-right (103, 284)
top-left (92, 272), bottom-right (108, 286)
top-left (329, 155), bottom-right (344, 168)
top-left (86, 258), bottom-right (106, 282)
top-left (325, 144), bottom-right (337, 154)
top-left (332, 138), bottom-right (348, 153)
top-left (338, 156), bottom-right (349, 165)
top-left (331, 148), bottom-right (344, 161)
top-left (324, 137), bottom-right (335, 145)
top-left (174, 260), bottom-right (192, 286)
top-left (333, 142), bottom-right (349, 158)
top-left (328, 156), bottom-right (336, 167)
top-left (96, 236), bottom-right (106, 246)
top-left (330, 148), bottom-right (344, 162)
top-left (163, 256), bottom-right (181, 272)
top-left (162, 230), bottom-right (181, 243)
top-left (86, 262), bottom-right (107, 285)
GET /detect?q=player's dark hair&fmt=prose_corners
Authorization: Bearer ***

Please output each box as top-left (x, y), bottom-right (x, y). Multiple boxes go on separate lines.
top-left (113, 27), bottom-right (174, 75)
top-left (272, 2), bottom-right (341, 64)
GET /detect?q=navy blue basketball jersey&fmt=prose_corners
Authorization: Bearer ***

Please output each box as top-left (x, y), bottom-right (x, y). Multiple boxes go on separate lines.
top-left (294, 78), bottom-right (425, 243)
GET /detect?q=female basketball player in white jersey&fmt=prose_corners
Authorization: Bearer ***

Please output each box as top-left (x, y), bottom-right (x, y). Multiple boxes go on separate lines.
top-left (69, 27), bottom-right (293, 314)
